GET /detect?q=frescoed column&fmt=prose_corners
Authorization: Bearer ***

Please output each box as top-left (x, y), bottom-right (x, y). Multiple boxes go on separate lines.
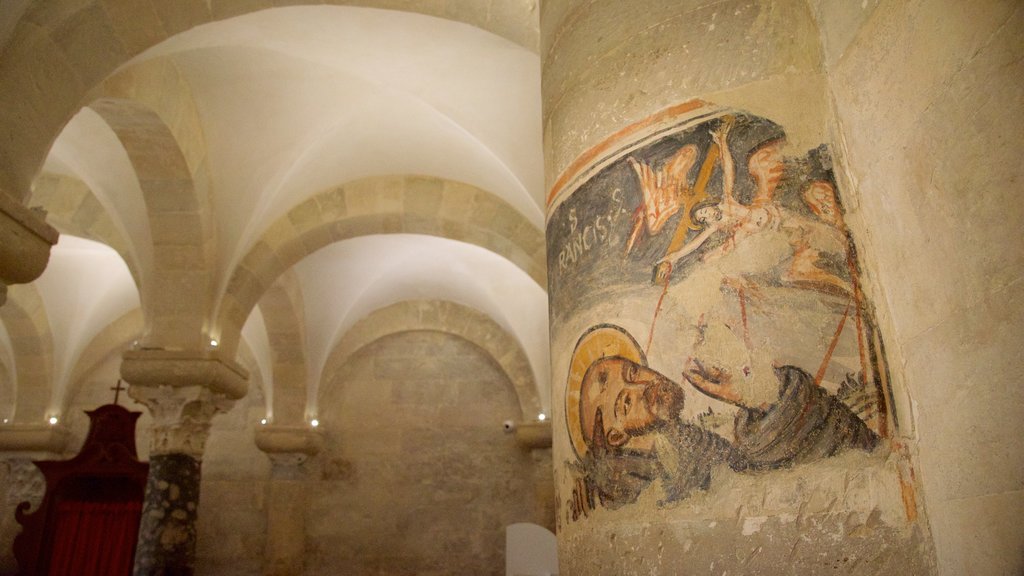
top-left (541, 1), bottom-right (932, 573)
top-left (121, 351), bottom-right (247, 576)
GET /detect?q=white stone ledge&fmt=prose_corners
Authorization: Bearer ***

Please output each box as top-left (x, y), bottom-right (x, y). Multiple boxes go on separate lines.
top-left (516, 421), bottom-right (552, 450)
top-left (254, 426), bottom-right (324, 457)
top-left (0, 423), bottom-right (69, 453)
top-left (121, 349), bottom-right (249, 400)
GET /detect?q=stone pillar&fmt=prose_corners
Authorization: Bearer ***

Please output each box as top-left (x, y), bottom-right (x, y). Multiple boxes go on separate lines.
top-left (542, 1), bottom-right (933, 573)
top-left (0, 192), bottom-right (58, 306)
top-left (121, 350), bottom-right (247, 576)
top-left (254, 426), bottom-right (323, 576)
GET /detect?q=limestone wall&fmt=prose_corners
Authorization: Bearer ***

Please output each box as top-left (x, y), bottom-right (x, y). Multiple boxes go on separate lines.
top-left (811, 1), bottom-right (1024, 574)
top-left (308, 330), bottom-right (552, 576)
top-left (0, 328), bottom-right (552, 575)
top-left (195, 384), bottom-right (270, 575)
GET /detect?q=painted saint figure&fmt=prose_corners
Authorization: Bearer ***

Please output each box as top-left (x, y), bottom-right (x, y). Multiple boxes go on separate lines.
top-left (578, 354), bottom-right (738, 504)
top-left (684, 317), bottom-right (876, 471)
top-left (566, 325), bottom-right (877, 509)
top-left (779, 180), bottom-right (853, 296)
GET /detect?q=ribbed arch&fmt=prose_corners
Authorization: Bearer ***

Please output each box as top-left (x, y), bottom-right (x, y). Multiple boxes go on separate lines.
top-left (29, 172), bottom-right (139, 287)
top-left (0, 1), bottom-right (538, 199)
top-left (319, 300), bottom-right (539, 419)
top-left (215, 175), bottom-right (544, 355)
top-left (92, 58), bottom-right (211, 183)
top-left (0, 285), bottom-right (54, 423)
top-left (257, 271), bottom-right (308, 425)
top-left (88, 98), bottom-right (212, 350)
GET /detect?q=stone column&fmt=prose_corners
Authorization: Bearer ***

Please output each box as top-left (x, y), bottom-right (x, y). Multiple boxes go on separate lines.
top-left (542, 1), bottom-right (932, 573)
top-left (0, 192), bottom-right (58, 306)
top-left (121, 350), bottom-right (247, 576)
top-left (254, 426), bottom-right (323, 576)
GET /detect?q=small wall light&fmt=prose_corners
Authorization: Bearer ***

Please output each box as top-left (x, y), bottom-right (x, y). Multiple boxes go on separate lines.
top-left (48, 416), bottom-right (58, 425)
top-left (310, 418), bottom-right (319, 428)
top-left (260, 418), bottom-right (268, 426)
top-left (538, 413), bottom-right (546, 421)
top-left (2, 418), bottom-right (8, 424)
top-left (209, 339), bottom-right (219, 348)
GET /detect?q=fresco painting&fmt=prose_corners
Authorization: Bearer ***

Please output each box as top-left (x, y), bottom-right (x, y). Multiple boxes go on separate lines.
top-left (548, 106), bottom-right (894, 520)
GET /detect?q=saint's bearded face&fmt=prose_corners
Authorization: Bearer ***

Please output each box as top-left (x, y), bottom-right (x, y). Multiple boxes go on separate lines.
top-left (580, 357), bottom-right (685, 449)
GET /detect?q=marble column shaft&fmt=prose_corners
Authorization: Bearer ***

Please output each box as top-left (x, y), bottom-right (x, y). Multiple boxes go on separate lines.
top-left (121, 350), bottom-right (247, 576)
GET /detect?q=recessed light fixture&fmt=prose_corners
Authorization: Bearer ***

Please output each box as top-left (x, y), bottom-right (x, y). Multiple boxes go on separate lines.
top-left (310, 419), bottom-right (319, 428)
top-left (48, 416), bottom-right (58, 425)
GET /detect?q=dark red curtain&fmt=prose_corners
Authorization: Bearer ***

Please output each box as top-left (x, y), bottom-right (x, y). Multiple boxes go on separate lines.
top-left (46, 500), bottom-right (142, 576)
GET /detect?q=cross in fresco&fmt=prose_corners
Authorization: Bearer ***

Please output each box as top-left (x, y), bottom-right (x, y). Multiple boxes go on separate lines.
top-left (110, 379), bottom-right (127, 405)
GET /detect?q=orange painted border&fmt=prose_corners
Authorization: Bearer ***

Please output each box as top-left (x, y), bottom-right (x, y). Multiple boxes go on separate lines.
top-left (546, 99), bottom-right (710, 209)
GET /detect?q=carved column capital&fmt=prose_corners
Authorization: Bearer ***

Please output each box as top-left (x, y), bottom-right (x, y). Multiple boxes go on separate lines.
top-left (121, 350), bottom-right (249, 458)
top-left (128, 385), bottom-right (233, 458)
top-left (255, 426), bottom-right (324, 474)
top-left (0, 192), bottom-right (58, 289)
top-left (3, 458), bottom-right (45, 512)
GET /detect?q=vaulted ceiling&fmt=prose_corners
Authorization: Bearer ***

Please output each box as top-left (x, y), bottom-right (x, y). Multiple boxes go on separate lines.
top-left (0, 2), bottom-right (549, 426)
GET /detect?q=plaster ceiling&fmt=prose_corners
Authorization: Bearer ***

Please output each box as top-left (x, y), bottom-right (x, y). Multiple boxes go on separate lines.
top-left (32, 235), bottom-right (140, 412)
top-left (127, 6), bottom-right (544, 282)
top-left (290, 234), bottom-right (549, 413)
top-left (13, 5), bottom-right (548, 421)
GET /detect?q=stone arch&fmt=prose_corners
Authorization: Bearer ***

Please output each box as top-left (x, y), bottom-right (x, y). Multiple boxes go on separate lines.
top-left (29, 172), bottom-right (139, 286)
top-left (92, 58), bottom-right (211, 184)
top-left (319, 300), bottom-right (539, 419)
top-left (234, 336), bottom-right (267, 417)
top-left (0, 284), bottom-right (54, 422)
top-left (88, 97), bottom-right (213, 350)
top-left (0, 1), bottom-right (538, 199)
top-left (256, 271), bottom-right (308, 425)
top-left (215, 175), bottom-right (545, 355)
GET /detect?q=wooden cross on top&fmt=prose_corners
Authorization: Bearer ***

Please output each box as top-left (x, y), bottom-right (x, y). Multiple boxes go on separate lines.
top-left (111, 379), bottom-right (127, 405)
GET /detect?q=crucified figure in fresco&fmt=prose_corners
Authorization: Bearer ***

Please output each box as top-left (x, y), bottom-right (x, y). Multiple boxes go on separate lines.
top-left (624, 144), bottom-right (700, 253)
top-left (653, 121), bottom-right (785, 283)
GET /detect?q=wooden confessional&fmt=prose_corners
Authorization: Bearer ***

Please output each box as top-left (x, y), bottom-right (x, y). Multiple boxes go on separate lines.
top-left (12, 403), bottom-right (149, 576)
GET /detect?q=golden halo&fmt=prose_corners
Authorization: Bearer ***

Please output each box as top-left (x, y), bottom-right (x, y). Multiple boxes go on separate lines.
top-left (565, 324), bottom-right (646, 460)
